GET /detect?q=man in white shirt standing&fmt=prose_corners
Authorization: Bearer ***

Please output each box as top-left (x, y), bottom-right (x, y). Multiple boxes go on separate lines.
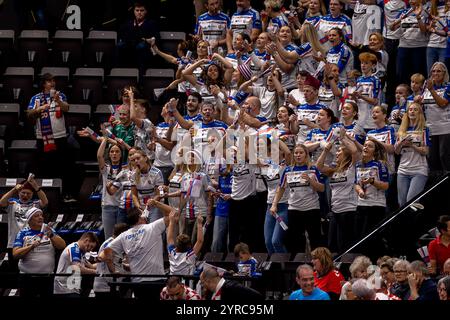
top-left (99, 199), bottom-right (174, 299)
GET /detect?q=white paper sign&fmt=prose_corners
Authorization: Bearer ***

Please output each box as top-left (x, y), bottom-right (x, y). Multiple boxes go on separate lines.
top-left (56, 214), bottom-right (64, 222)
top-left (42, 179), bottom-right (53, 187)
top-left (76, 214), bottom-right (84, 222)
top-left (5, 179), bottom-right (17, 186)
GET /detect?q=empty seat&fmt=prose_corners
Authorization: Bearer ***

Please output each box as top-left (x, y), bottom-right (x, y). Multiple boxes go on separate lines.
top-left (159, 31), bottom-right (186, 56)
top-left (269, 253), bottom-right (292, 262)
top-left (0, 30), bottom-right (15, 73)
top-left (0, 139), bottom-right (4, 176)
top-left (7, 140), bottom-right (38, 177)
top-left (339, 253), bottom-right (362, 264)
top-left (0, 103), bottom-right (20, 145)
top-left (202, 252), bottom-right (224, 262)
top-left (3, 67), bottom-right (35, 111)
top-left (142, 68), bottom-right (175, 102)
top-left (293, 252), bottom-right (308, 263)
top-left (84, 31), bottom-right (117, 72)
top-left (65, 104), bottom-right (91, 131)
top-left (105, 68), bottom-right (139, 104)
top-left (39, 67), bottom-right (70, 94)
top-left (18, 30), bottom-right (49, 69)
top-left (52, 30), bottom-right (83, 69)
top-left (92, 104), bottom-right (114, 130)
top-left (72, 68), bottom-right (104, 106)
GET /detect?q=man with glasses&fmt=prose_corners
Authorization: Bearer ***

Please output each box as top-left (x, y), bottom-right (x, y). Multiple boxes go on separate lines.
top-left (160, 276), bottom-right (201, 300)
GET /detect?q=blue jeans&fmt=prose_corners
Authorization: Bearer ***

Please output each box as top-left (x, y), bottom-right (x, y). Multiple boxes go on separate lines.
top-left (427, 47), bottom-right (446, 74)
top-left (102, 205), bottom-right (126, 239)
top-left (211, 215), bottom-right (229, 253)
top-left (397, 174), bottom-right (428, 207)
top-left (264, 203), bottom-right (288, 254)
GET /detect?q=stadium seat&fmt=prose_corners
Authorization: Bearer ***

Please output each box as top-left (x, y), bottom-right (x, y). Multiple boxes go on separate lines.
top-left (2, 67), bottom-right (34, 112)
top-left (0, 139), bottom-right (4, 176)
top-left (142, 68), bottom-right (175, 102)
top-left (0, 103), bottom-right (20, 146)
top-left (65, 104), bottom-right (91, 131)
top-left (7, 140), bottom-right (38, 177)
top-left (269, 253), bottom-right (292, 263)
top-left (159, 31), bottom-right (186, 57)
top-left (84, 30), bottom-right (117, 72)
top-left (18, 30), bottom-right (49, 69)
top-left (105, 68), bottom-right (139, 104)
top-left (202, 252), bottom-right (224, 263)
top-left (39, 67), bottom-right (70, 96)
top-left (339, 253), bottom-right (361, 264)
top-left (72, 68), bottom-right (104, 106)
top-left (0, 30), bottom-right (15, 74)
top-left (92, 104), bottom-right (114, 130)
top-left (51, 30), bottom-right (83, 70)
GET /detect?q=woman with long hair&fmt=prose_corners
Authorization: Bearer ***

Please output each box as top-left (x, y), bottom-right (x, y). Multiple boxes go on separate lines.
top-left (418, 61), bottom-right (450, 175)
top-left (275, 22), bottom-right (326, 76)
top-left (366, 105), bottom-right (396, 178)
top-left (130, 149), bottom-right (164, 222)
top-left (328, 101), bottom-right (366, 151)
top-left (271, 144), bottom-right (325, 253)
top-left (107, 147), bottom-right (140, 224)
top-left (354, 139), bottom-right (389, 257)
top-left (97, 137), bottom-right (124, 239)
top-left (395, 103), bottom-right (430, 206)
top-left (317, 131), bottom-right (359, 252)
top-left (311, 246), bottom-right (345, 300)
top-left (179, 151), bottom-right (212, 242)
top-left (325, 27), bottom-right (354, 85)
top-left (318, 63), bottom-right (343, 117)
top-left (260, 137), bottom-right (291, 254)
top-left (391, 0), bottom-right (429, 84)
top-left (266, 26), bottom-right (299, 90)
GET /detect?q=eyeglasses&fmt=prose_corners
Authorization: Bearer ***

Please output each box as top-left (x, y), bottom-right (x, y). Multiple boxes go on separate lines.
top-left (393, 270), bottom-right (407, 273)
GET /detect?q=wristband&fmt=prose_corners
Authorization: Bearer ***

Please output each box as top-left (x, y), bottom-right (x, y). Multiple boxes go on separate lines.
top-left (36, 187), bottom-right (42, 192)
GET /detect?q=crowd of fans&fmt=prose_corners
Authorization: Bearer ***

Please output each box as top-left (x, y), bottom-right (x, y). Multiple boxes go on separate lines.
top-left (1, 0), bottom-right (450, 300)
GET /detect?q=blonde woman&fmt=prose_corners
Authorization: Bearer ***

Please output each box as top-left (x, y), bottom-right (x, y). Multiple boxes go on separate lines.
top-left (130, 150), bottom-right (164, 222)
top-left (271, 144), bottom-right (325, 253)
top-left (179, 152), bottom-right (212, 243)
top-left (394, 103), bottom-right (430, 206)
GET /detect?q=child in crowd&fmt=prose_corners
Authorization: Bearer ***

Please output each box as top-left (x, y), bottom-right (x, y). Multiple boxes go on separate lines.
top-left (234, 242), bottom-right (259, 277)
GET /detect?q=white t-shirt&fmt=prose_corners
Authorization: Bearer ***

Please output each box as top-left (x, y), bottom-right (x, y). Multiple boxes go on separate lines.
top-left (280, 165), bottom-right (322, 211)
top-left (101, 164), bottom-right (121, 207)
top-left (54, 242), bottom-right (84, 294)
top-left (168, 172), bottom-right (183, 209)
top-left (329, 165), bottom-right (357, 213)
top-left (352, 4), bottom-right (382, 46)
top-left (231, 163), bottom-right (257, 200)
top-left (131, 167), bottom-right (164, 207)
top-left (6, 198), bottom-right (40, 248)
top-left (14, 227), bottom-right (56, 273)
top-left (181, 172), bottom-right (211, 218)
top-left (383, 0), bottom-right (406, 40)
top-left (252, 86), bottom-right (279, 120)
top-left (154, 123), bottom-right (175, 167)
top-left (108, 219), bottom-right (166, 282)
top-left (168, 245), bottom-right (197, 275)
